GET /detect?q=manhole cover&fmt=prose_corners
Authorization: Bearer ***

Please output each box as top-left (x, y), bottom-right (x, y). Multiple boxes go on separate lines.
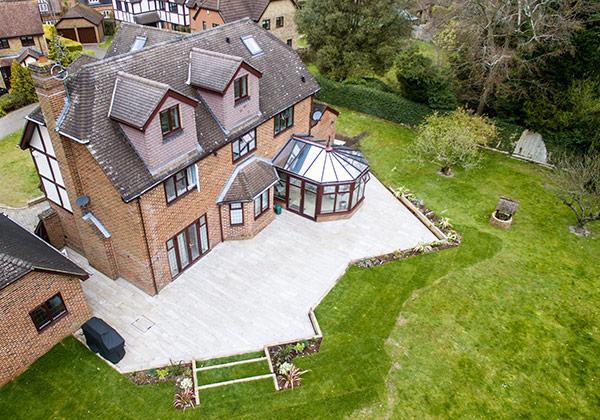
top-left (132, 315), bottom-right (154, 333)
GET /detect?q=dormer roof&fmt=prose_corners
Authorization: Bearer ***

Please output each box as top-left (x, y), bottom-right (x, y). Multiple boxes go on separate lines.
top-left (188, 48), bottom-right (262, 93)
top-left (109, 72), bottom-right (198, 130)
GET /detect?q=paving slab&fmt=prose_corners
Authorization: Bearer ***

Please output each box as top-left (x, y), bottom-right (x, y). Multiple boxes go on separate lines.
top-left (76, 176), bottom-right (437, 372)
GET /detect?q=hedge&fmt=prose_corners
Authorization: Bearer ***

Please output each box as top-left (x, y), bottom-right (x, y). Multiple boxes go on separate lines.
top-left (314, 74), bottom-right (432, 126)
top-left (0, 93), bottom-right (28, 118)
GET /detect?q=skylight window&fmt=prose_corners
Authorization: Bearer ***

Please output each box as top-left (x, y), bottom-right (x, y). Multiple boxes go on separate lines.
top-left (241, 35), bottom-right (263, 56)
top-left (130, 36), bottom-right (148, 52)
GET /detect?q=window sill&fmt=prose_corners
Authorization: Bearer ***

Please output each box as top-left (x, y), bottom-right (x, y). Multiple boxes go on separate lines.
top-left (234, 96), bottom-right (251, 107)
top-left (35, 311), bottom-right (67, 334)
top-left (232, 148), bottom-right (257, 164)
top-left (274, 124), bottom-right (293, 137)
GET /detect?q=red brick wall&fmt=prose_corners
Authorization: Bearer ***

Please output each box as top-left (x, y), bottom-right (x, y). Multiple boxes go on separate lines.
top-left (0, 272), bottom-right (91, 386)
top-left (220, 188), bottom-right (276, 240)
top-left (189, 7), bottom-right (224, 32)
top-left (310, 108), bottom-right (338, 142)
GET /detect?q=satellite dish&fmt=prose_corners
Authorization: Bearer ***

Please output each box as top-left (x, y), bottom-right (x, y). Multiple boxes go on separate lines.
top-left (312, 110), bottom-right (323, 121)
top-left (75, 195), bottom-right (90, 210)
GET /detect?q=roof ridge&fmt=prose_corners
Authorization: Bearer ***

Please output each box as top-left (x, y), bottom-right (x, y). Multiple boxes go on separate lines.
top-left (116, 71), bottom-right (170, 91)
top-left (191, 47), bottom-right (243, 62)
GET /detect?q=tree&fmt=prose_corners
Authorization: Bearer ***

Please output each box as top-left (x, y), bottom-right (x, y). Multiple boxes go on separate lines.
top-left (549, 152), bottom-right (600, 234)
top-left (434, 0), bottom-right (593, 115)
top-left (9, 60), bottom-right (37, 104)
top-left (414, 108), bottom-right (497, 176)
top-left (296, 0), bottom-right (411, 81)
top-left (394, 46), bottom-right (457, 110)
top-left (47, 26), bottom-right (73, 68)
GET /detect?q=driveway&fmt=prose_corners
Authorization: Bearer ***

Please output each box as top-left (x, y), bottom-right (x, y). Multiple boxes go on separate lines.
top-left (0, 102), bottom-right (38, 137)
top-left (75, 176), bottom-right (437, 372)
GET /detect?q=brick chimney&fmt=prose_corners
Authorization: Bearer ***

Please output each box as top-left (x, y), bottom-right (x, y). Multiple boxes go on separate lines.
top-left (28, 60), bottom-right (67, 133)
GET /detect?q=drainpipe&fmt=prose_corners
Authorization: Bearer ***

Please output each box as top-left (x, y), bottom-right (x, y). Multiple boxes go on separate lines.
top-left (137, 198), bottom-right (159, 295)
top-left (218, 204), bottom-right (225, 243)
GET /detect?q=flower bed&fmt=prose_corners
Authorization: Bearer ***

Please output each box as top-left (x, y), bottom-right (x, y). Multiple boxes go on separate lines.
top-left (267, 337), bottom-right (321, 391)
top-left (124, 361), bottom-right (192, 386)
top-left (354, 187), bottom-right (461, 269)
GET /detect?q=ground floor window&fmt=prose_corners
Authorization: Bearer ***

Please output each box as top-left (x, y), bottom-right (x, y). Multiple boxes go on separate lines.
top-left (30, 293), bottom-right (67, 332)
top-left (254, 190), bottom-right (269, 219)
top-left (229, 203), bottom-right (243, 225)
top-left (166, 216), bottom-right (209, 278)
top-left (276, 171), bottom-right (369, 220)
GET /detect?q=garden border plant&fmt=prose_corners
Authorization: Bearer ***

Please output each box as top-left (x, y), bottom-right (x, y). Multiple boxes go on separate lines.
top-left (266, 337), bottom-right (321, 391)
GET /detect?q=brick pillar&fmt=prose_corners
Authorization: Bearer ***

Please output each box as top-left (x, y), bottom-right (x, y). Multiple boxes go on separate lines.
top-left (39, 208), bottom-right (65, 249)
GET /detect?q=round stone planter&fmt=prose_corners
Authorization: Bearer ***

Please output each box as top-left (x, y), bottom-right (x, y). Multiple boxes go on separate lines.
top-left (489, 212), bottom-right (513, 229)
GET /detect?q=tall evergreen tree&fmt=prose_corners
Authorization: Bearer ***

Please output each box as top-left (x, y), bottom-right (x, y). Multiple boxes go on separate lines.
top-left (296, 0), bottom-right (411, 81)
top-left (9, 60), bottom-right (37, 104)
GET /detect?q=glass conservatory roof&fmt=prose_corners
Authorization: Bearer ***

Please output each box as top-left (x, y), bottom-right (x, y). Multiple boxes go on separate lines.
top-left (272, 136), bottom-right (369, 184)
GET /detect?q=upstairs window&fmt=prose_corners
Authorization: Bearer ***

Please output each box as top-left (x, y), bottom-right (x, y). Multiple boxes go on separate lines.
top-left (274, 106), bottom-right (293, 135)
top-left (202, 21), bottom-right (206, 30)
top-left (38, 2), bottom-right (49, 12)
top-left (165, 164), bottom-right (197, 204)
top-left (169, 2), bottom-right (177, 12)
top-left (230, 203), bottom-right (243, 225)
top-left (276, 16), bottom-right (284, 28)
top-left (262, 19), bottom-right (270, 30)
top-left (254, 190), bottom-right (269, 219)
top-left (286, 39), bottom-right (292, 47)
top-left (21, 36), bottom-right (34, 47)
top-left (159, 1), bottom-right (165, 10)
top-left (160, 105), bottom-right (181, 137)
top-left (212, 23), bottom-right (219, 28)
top-left (234, 75), bottom-right (248, 103)
top-left (241, 35), bottom-right (262, 56)
top-left (30, 293), bottom-right (67, 332)
top-left (116, 1), bottom-right (121, 11)
top-left (231, 129), bottom-right (256, 162)
top-left (0, 39), bottom-right (8, 49)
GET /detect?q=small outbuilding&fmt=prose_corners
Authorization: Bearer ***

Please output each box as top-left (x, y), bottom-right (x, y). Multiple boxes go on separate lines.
top-left (490, 196), bottom-right (520, 229)
top-left (56, 3), bottom-right (105, 44)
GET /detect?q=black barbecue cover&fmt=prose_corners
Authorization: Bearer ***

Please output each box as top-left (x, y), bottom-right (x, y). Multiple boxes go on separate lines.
top-left (81, 317), bottom-right (125, 364)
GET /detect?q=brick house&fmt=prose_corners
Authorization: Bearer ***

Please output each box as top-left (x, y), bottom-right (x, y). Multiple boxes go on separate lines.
top-left (19, 20), bottom-right (366, 296)
top-left (0, 213), bottom-right (90, 386)
top-left (186, 0), bottom-right (300, 49)
top-left (78, 0), bottom-right (115, 19)
top-left (0, 1), bottom-right (48, 90)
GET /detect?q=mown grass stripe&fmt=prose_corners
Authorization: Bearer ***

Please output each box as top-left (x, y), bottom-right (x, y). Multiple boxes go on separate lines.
top-left (196, 356), bottom-right (267, 372)
top-left (197, 374), bottom-right (275, 390)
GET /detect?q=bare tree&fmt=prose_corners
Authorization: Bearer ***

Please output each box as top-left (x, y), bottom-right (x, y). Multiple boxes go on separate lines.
top-left (434, 0), bottom-right (594, 114)
top-left (550, 152), bottom-right (600, 234)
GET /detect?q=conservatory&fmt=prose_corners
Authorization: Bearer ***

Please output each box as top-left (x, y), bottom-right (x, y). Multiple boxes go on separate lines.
top-left (272, 135), bottom-right (370, 221)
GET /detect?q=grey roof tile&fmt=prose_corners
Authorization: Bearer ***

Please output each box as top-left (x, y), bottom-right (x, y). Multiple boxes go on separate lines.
top-left (105, 22), bottom-right (181, 59)
top-left (0, 2), bottom-right (45, 38)
top-left (0, 214), bottom-right (88, 289)
top-left (189, 48), bottom-right (245, 92)
top-left (219, 157), bottom-right (278, 203)
top-left (59, 3), bottom-right (104, 26)
top-left (57, 20), bottom-right (319, 202)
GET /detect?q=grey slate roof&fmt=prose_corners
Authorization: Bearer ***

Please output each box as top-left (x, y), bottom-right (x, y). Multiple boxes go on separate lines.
top-left (26, 106), bottom-right (45, 125)
top-left (78, 0), bottom-right (113, 7)
top-left (67, 53), bottom-right (99, 75)
top-left (189, 48), bottom-right (258, 92)
top-left (496, 197), bottom-right (520, 215)
top-left (134, 12), bottom-right (161, 25)
top-left (104, 22), bottom-right (181, 59)
top-left (218, 156), bottom-right (278, 203)
top-left (109, 72), bottom-right (170, 129)
top-left (0, 213), bottom-right (88, 289)
top-left (57, 19), bottom-right (319, 202)
top-left (59, 3), bottom-right (104, 26)
top-left (186, 0), bottom-right (272, 23)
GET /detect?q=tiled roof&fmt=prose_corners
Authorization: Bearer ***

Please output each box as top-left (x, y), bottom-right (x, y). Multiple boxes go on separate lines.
top-left (16, 47), bottom-right (43, 64)
top-left (26, 105), bottom-right (45, 125)
top-left (189, 48), bottom-right (249, 92)
top-left (67, 53), bottom-right (99, 75)
top-left (78, 0), bottom-right (113, 6)
top-left (104, 22), bottom-right (181, 58)
top-left (0, 213), bottom-right (88, 289)
top-left (0, 2), bottom-right (45, 39)
top-left (218, 156), bottom-right (279, 203)
top-left (59, 3), bottom-right (104, 25)
top-left (186, 0), bottom-right (271, 22)
top-left (134, 11), bottom-right (161, 25)
top-left (109, 72), bottom-right (170, 129)
top-left (57, 19), bottom-right (319, 202)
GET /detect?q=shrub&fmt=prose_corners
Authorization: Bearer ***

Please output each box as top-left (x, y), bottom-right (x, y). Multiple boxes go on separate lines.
top-left (146, 368), bottom-right (157, 377)
top-left (314, 74), bottom-right (432, 126)
top-left (278, 362), bottom-right (294, 376)
top-left (411, 242), bottom-right (433, 254)
top-left (180, 377), bottom-right (193, 390)
top-left (10, 60), bottom-right (37, 104)
top-left (168, 359), bottom-right (186, 378)
top-left (274, 344), bottom-right (295, 362)
top-left (437, 217), bottom-right (453, 229)
top-left (294, 341), bottom-right (306, 353)
top-left (281, 365), bottom-right (311, 391)
top-left (173, 388), bottom-right (196, 411)
top-left (0, 92), bottom-right (27, 116)
top-left (157, 368), bottom-right (169, 380)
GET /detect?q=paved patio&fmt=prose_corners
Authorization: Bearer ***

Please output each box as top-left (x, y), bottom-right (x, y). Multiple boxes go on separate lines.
top-left (75, 176), bottom-right (437, 372)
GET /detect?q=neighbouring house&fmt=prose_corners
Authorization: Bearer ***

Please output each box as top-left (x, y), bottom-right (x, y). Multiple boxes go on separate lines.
top-left (0, 213), bottom-right (90, 387)
top-left (111, 0), bottom-right (189, 30)
top-left (78, 0), bottom-right (115, 19)
top-left (37, 0), bottom-right (64, 24)
top-left (0, 1), bottom-right (48, 90)
top-left (55, 3), bottom-right (106, 43)
top-left (20, 20), bottom-right (363, 296)
top-left (186, 0), bottom-right (299, 49)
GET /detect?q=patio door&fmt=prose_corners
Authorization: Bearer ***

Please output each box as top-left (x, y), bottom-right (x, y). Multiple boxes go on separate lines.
top-left (166, 216), bottom-right (210, 279)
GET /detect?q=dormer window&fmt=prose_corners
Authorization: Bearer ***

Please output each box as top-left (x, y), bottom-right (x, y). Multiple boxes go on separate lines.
top-left (234, 75), bottom-right (248, 103)
top-left (160, 105), bottom-right (181, 137)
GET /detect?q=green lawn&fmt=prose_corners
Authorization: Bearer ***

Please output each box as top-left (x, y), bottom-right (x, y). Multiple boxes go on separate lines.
top-left (196, 359), bottom-right (270, 387)
top-left (0, 130), bottom-right (40, 207)
top-left (1, 110), bottom-right (598, 419)
top-left (98, 36), bottom-right (114, 50)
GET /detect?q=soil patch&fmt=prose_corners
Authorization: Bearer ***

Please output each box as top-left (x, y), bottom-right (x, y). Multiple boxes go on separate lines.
top-left (124, 362), bottom-right (192, 386)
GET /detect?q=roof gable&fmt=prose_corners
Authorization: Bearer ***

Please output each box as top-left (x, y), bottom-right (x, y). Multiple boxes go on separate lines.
top-left (218, 156), bottom-right (279, 203)
top-left (108, 73), bottom-right (198, 130)
top-left (189, 48), bottom-right (262, 93)
top-left (0, 214), bottom-right (88, 289)
top-left (0, 2), bottom-right (45, 39)
top-left (59, 3), bottom-right (104, 25)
